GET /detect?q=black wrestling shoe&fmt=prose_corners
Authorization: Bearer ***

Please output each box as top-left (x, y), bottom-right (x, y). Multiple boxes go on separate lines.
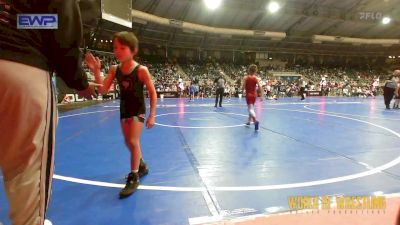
top-left (255, 121), bottom-right (259, 131)
top-left (138, 159), bottom-right (149, 178)
top-left (119, 172), bottom-right (139, 199)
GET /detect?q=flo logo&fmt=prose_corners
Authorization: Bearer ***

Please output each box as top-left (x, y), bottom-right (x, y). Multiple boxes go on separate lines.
top-left (359, 12), bottom-right (383, 20)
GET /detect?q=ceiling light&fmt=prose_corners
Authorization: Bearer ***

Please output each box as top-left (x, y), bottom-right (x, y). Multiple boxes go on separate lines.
top-left (382, 17), bottom-right (391, 24)
top-left (204, 0), bottom-right (222, 10)
top-left (268, 2), bottom-right (280, 13)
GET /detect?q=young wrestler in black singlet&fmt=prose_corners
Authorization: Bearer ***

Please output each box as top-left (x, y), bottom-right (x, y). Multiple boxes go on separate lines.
top-left (86, 32), bottom-right (157, 198)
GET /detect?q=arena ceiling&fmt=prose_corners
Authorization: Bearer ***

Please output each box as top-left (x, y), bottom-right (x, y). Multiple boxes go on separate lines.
top-left (83, 0), bottom-right (400, 56)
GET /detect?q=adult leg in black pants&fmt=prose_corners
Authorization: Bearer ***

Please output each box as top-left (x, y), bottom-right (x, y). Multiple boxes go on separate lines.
top-left (299, 87), bottom-right (305, 100)
top-left (215, 87), bottom-right (224, 107)
top-left (384, 86), bottom-right (395, 109)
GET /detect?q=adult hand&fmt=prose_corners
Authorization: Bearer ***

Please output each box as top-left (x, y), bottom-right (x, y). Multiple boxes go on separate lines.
top-left (77, 82), bottom-right (103, 100)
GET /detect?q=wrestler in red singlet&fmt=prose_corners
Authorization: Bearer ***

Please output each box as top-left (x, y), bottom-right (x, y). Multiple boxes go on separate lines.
top-left (245, 75), bottom-right (258, 105)
top-left (243, 64), bottom-right (263, 130)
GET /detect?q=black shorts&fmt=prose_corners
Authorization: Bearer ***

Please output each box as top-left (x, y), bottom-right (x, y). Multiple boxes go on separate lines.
top-left (121, 115), bottom-right (145, 123)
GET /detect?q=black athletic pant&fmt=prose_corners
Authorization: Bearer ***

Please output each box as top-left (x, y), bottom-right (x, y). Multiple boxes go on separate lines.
top-left (384, 86), bottom-right (395, 108)
top-left (215, 87), bottom-right (224, 107)
top-left (299, 87), bottom-right (305, 100)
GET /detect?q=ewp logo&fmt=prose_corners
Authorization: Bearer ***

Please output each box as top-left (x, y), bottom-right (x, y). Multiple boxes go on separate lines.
top-left (17, 14), bottom-right (58, 29)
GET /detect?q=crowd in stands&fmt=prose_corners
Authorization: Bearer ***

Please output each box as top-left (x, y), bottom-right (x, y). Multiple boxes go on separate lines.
top-left (57, 51), bottom-right (396, 104)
